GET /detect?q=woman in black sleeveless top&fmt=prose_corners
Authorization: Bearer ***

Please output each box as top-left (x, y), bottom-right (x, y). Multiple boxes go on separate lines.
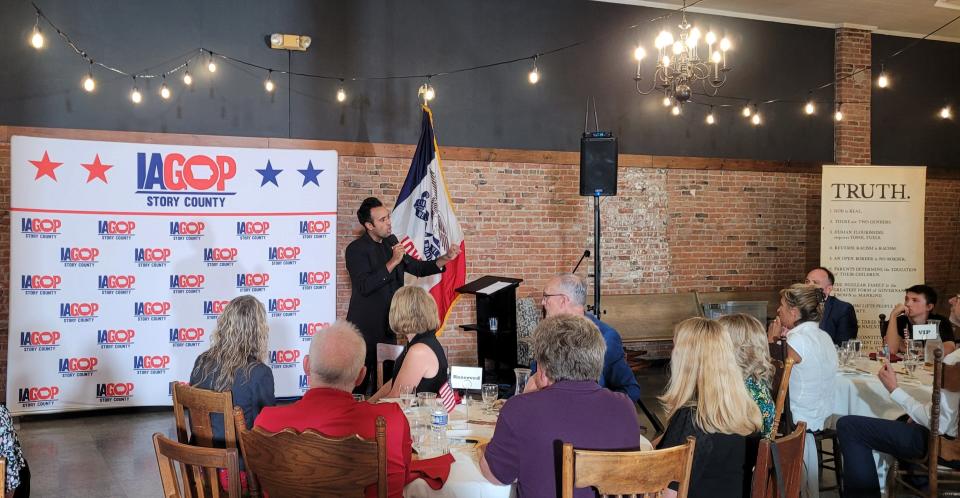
top-left (369, 286), bottom-right (449, 400)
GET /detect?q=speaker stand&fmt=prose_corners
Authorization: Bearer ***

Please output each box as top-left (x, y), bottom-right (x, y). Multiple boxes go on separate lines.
top-left (592, 192), bottom-right (601, 318)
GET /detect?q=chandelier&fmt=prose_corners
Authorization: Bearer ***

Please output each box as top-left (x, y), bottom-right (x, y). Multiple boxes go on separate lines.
top-left (635, 3), bottom-right (732, 106)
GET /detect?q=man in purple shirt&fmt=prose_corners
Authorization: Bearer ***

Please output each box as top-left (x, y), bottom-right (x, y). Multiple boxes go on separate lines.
top-left (480, 314), bottom-right (642, 497)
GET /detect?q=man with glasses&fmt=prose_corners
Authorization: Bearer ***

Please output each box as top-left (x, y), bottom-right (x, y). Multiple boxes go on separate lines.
top-left (526, 273), bottom-right (641, 402)
top-left (805, 266), bottom-right (859, 345)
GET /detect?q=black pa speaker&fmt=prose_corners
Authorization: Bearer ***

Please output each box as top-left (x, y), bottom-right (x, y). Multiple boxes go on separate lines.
top-left (579, 134), bottom-right (618, 196)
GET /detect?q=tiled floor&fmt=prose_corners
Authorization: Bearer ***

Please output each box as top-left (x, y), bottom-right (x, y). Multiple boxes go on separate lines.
top-left (13, 366), bottom-right (845, 497)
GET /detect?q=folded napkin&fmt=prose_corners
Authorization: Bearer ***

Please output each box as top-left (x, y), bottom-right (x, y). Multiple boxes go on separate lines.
top-left (868, 352), bottom-right (902, 362)
top-left (408, 453), bottom-right (456, 490)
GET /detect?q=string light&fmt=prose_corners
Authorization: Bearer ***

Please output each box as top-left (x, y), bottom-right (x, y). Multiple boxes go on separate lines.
top-left (528, 57), bottom-right (540, 84)
top-left (941, 106), bottom-right (953, 119)
top-left (336, 81), bottom-right (347, 103)
top-left (207, 51), bottom-right (217, 73)
top-left (804, 99), bottom-right (815, 115)
top-left (130, 77), bottom-right (142, 104)
top-left (671, 104), bottom-right (681, 116)
top-left (834, 103), bottom-right (843, 122)
top-left (30, 14), bottom-right (44, 49)
top-left (264, 71), bottom-right (275, 92)
top-left (662, 95), bottom-right (672, 107)
top-left (82, 61), bottom-right (96, 92)
top-left (182, 63), bottom-right (193, 86)
top-left (418, 81), bottom-right (435, 102)
top-left (705, 107), bottom-right (715, 125)
top-left (877, 64), bottom-right (889, 88)
top-left (742, 104), bottom-right (752, 118)
top-left (159, 75), bottom-right (171, 99)
top-left (751, 111), bottom-right (762, 126)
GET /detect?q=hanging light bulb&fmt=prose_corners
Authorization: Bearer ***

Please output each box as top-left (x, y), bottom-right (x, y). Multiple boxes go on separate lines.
top-left (418, 82), bottom-right (435, 102)
top-left (877, 73), bottom-right (889, 88)
top-left (528, 57), bottom-right (540, 84)
top-left (30, 15), bottom-right (44, 49)
top-left (705, 107), bottom-right (715, 125)
top-left (662, 96), bottom-right (672, 107)
top-left (805, 100), bottom-right (815, 115)
top-left (207, 51), bottom-right (217, 73)
top-left (634, 46), bottom-right (646, 61)
top-left (158, 75), bottom-right (171, 99)
top-left (940, 106), bottom-right (953, 119)
top-left (336, 85), bottom-right (346, 103)
top-left (742, 104), bottom-right (752, 117)
top-left (264, 71), bottom-right (275, 92)
top-left (182, 64), bottom-right (193, 86)
top-left (82, 62), bottom-right (96, 92)
top-left (751, 112), bottom-right (761, 126)
top-left (130, 77), bottom-right (142, 104)
top-left (835, 104), bottom-right (843, 122)
top-left (671, 105), bottom-right (681, 116)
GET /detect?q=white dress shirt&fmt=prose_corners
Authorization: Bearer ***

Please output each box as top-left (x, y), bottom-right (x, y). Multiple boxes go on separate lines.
top-left (890, 348), bottom-right (960, 437)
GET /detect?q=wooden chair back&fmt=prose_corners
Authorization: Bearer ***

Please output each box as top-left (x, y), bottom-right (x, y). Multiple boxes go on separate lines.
top-left (933, 349), bottom-right (960, 468)
top-left (561, 437), bottom-right (696, 498)
top-left (376, 343), bottom-right (404, 389)
top-left (750, 422), bottom-right (807, 498)
top-left (0, 457), bottom-right (5, 492)
top-left (172, 382), bottom-right (236, 449)
top-left (153, 432), bottom-right (240, 498)
top-left (770, 357), bottom-right (795, 437)
top-left (235, 407), bottom-right (388, 498)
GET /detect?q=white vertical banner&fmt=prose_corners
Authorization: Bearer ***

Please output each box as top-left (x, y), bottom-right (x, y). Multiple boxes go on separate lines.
top-left (821, 165), bottom-right (926, 351)
top-left (7, 136), bottom-right (336, 415)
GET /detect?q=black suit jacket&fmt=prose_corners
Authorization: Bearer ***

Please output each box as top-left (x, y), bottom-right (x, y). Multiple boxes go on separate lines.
top-left (820, 295), bottom-right (859, 345)
top-left (344, 232), bottom-right (444, 357)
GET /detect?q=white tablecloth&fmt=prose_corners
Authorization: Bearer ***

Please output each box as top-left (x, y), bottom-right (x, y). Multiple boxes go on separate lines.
top-left (829, 358), bottom-right (933, 492)
top-left (402, 399), bottom-right (652, 497)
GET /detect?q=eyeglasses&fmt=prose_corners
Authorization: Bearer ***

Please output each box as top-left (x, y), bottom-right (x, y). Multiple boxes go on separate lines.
top-left (542, 292), bottom-right (565, 302)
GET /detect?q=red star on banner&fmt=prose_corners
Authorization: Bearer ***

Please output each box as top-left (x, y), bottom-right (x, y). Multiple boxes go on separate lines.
top-left (81, 154), bottom-right (113, 184)
top-left (29, 151), bottom-right (63, 181)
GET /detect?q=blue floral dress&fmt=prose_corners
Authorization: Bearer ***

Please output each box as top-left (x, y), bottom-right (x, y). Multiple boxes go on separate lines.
top-left (0, 405), bottom-right (27, 492)
top-left (745, 377), bottom-right (775, 437)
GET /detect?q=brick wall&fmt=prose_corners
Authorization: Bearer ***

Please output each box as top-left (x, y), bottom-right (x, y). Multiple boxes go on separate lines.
top-left (2, 135), bottom-right (960, 401)
top-left (835, 27), bottom-right (873, 165)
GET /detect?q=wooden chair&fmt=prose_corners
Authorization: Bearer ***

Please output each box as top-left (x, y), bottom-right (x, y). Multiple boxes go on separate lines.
top-left (769, 342), bottom-right (795, 437)
top-left (153, 432), bottom-right (241, 498)
top-left (561, 436), bottom-right (696, 498)
top-left (0, 457), bottom-right (5, 494)
top-left (234, 407), bottom-right (388, 498)
top-left (751, 422), bottom-right (807, 498)
top-left (888, 348), bottom-right (960, 496)
top-left (376, 343), bottom-right (404, 389)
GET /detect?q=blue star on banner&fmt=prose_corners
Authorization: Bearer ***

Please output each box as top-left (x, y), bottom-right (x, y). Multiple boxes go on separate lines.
top-left (256, 160), bottom-right (283, 187)
top-left (298, 160), bottom-right (323, 187)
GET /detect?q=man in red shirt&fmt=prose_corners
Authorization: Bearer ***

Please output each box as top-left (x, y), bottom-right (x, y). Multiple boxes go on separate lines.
top-left (255, 320), bottom-right (411, 497)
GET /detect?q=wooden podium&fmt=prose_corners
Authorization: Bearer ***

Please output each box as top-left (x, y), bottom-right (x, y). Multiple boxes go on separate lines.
top-left (457, 275), bottom-right (523, 384)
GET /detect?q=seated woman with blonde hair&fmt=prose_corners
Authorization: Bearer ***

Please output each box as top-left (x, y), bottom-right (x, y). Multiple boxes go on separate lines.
top-left (657, 317), bottom-right (763, 498)
top-left (719, 313), bottom-right (776, 438)
top-left (369, 286), bottom-right (449, 401)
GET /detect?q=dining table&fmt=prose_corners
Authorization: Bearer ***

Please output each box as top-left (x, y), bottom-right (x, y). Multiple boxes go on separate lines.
top-left (829, 356), bottom-right (934, 491)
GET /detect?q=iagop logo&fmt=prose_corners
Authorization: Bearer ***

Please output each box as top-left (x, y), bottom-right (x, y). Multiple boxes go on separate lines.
top-left (58, 357), bottom-right (98, 378)
top-left (133, 355), bottom-right (171, 375)
top-left (21, 274), bottom-right (62, 295)
top-left (236, 221), bottom-right (270, 240)
top-left (169, 327), bottom-right (205, 348)
top-left (134, 301), bottom-right (171, 321)
top-left (20, 330), bottom-right (61, 351)
top-left (97, 329), bottom-right (136, 349)
top-left (268, 246), bottom-right (301, 266)
top-left (96, 382), bottom-right (134, 403)
top-left (299, 271), bottom-right (331, 290)
top-left (170, 274), bottom-right (205, 294)
top-left (268, 297), bottom-right (301, 317)
top-left (60, 302), bottom-right (99, 323)
top-left (299, 219), bottom-right (331, 239)
top-left (203, 247), bottom-right (238, 267)
top-left (299, 374), bottom-right (309, 392)
top-left (136, 151), bottom-right (236, 209)
top-left (97, 220), bottom-right (136, 240)
top-left (60, 247), bottom-right (100, 268)
top-left (98, 275), bottom-right (136, 295)
top-left (134, 248), bottom-right (172, 268)
top-left (169, 221), bottom-right (206, 240)
top-left (236, 273), bottom-right (270, 293)
top-left (269, 349), bottom-right (301, 369)
top-left (203, 300), bottom-right (230, 320)
top-left (18, 386), bottom-right (60, 408)
top-left (299, 322), bottom-right (331, 342)
top-left (21, 217), bottom-right (62, 239)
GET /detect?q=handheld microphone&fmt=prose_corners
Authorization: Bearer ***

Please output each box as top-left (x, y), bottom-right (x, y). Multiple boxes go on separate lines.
top-left (384, 234), bottom-right (400, 247)
top-left (572, 250), bottom-right (591, 274)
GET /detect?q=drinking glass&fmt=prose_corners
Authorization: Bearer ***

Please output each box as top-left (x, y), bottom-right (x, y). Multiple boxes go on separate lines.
top-left (903, 357), bottom-right (920, 378)
top-left (399, 384), bottom-right (416, 411)
top-left (481, 383), bottom-right (499, 413)
top-left (514, 367), bottom-right (532, 396)
top-left (909, 340), bottom-right (924, 362)
top-left (849, 339), bottom-right (862, 360)
top-left (928, 319), bottom-right (942, 340)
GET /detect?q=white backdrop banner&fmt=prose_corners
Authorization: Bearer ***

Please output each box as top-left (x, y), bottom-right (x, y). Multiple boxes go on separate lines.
top-left (6, 136), bottom-right (337, 415)
top-left (821, 165), bottom-right (926, 352)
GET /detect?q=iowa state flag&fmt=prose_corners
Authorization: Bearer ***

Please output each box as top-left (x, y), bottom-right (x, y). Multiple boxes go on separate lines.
top-left (391, 106), bottom-right (466, 330)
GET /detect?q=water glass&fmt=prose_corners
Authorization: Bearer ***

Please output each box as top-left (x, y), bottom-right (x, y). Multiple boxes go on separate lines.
top-left (481, 383), bottom-right (499, 413)
top-left (398, 384), bottom-right (416, 411)
top-left (849, 339), bottom-right (862, 360)
top-left (908, 340), bottom-right (924, 362)
top-left (903, 358), bottom-right (920, 378)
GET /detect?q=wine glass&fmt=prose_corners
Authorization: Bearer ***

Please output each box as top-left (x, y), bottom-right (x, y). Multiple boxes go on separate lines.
top-left (903, 357), bottom-right (920, 378)
top-left (481, 383), bottom-right (499, 414)
top-left (908, 340), bottom-right (924, 362)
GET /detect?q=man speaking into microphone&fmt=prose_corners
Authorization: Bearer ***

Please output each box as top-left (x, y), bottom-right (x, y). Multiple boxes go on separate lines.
top-left (345, 197), bottom-right (461, 395)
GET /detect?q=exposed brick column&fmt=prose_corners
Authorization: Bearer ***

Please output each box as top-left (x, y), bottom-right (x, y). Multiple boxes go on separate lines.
top-left (834, 27), bottom-right (872, 165)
